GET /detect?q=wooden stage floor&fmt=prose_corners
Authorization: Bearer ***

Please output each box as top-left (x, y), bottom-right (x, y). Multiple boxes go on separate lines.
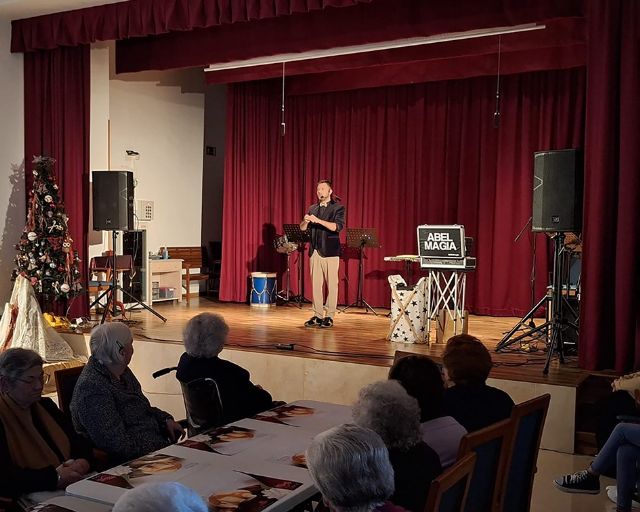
top-left (124, 297), bottom-right (597, 388)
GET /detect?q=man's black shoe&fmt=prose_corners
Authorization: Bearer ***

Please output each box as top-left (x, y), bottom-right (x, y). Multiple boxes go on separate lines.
top-left (320, 317), bottom-right (333, 328)
top-left (304, 316), bottom-right (322, 328)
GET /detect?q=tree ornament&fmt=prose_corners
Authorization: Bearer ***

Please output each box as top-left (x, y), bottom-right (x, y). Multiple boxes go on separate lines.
top-left (60, 283), bottom-right (70, 293)
top-left (44, 195), bottom-right (53, 203)
top-left (27, 231), bottom-right (37, 241)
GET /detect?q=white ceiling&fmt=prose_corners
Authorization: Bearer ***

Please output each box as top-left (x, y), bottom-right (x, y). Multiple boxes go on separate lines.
top-left (0, 0), bottom-right (127, 21)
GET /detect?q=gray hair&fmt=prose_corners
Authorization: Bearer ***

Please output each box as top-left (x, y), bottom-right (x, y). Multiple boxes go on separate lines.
top-left (183, 313), bottom-right (229, 358)
top-left (89, 322), bottom-right (133, 366)
top-left (306, 424), bottom-right (394, 512)
top-left (112, 482), bottom-right (207, 512)
top-left (352, 380), bottom-right (422, 450)
top-left (0, 348), bottom-right (43, 385)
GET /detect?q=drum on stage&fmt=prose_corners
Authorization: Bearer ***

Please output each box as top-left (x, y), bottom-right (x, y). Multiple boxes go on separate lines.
top-left (250, 272), bottom-right (277, 307)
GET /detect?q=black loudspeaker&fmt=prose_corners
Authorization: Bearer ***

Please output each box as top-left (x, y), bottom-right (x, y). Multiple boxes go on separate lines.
top-left (92, 171), bottom-right (134, 231)
top-left (532, 149), bottom-right (583, 232)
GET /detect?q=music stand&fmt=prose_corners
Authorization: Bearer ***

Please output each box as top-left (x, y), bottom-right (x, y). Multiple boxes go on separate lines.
top-left (340, 227), bottom-right (380, 315)
top-left (282, 224), bottom-right (310, 308)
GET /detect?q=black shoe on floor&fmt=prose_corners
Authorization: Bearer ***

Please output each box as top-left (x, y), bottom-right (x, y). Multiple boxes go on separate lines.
top-left (553, 470), bottom-right (600, 494)
top-left (304, 316), bottom-right (322, 328)
top-left (320, 317), bottom-right (333, 328)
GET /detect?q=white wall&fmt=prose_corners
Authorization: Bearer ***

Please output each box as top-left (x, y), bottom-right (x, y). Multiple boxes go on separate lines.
top-left (0, 18), bottom-right (24, 306)
top-left (108, 51), bottom-right (205, 256)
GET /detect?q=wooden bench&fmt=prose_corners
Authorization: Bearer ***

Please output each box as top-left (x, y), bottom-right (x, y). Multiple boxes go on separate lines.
top-left (166, 246), bottom-right (211, 304)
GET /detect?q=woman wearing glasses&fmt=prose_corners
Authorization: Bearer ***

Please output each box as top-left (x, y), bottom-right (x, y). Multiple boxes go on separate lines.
top-left (0, 348), bottom-right (93, 506)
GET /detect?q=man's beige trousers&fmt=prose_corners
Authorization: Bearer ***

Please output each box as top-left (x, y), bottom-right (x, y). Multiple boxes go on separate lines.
top-left (310, 251), bottom-right (339, 318)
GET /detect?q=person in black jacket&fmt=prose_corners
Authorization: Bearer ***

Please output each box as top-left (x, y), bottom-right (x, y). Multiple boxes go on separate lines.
top-left (0, 348), bottom-right (93, 505)
top-left (442, 334), bottom-right (515, 433)
top-left (353, 380), bottom-right (442, 512)
top-left (300, 179), bottom-right (346, 329)
top-left (176, 313), bottom-right (274, 423)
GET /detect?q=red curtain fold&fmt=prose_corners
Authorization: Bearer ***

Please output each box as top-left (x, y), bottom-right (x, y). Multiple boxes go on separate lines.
top-left (220, 68), bottom-right (585, 316)
top-left (11, 0), bottom-right (370, 53)
top-left (580, 0), bottom-right (640, 372)
top-left (115, 0), bottom-right (584, 74)
top-left (24, 45), bottom-right (91, 318)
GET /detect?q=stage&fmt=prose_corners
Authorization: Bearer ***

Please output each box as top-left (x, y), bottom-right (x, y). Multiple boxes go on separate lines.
top-left (64, 296), bottom-right (607, 455)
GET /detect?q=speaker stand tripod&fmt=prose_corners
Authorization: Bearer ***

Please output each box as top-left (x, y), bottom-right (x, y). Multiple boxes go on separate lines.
top-left (495, 233), bottom-right (578, 373)
top-left (89, 231), bottom-right (167, 324)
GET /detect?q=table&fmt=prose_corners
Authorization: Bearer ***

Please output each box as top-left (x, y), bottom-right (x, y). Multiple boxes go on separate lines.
top-left (65, 401), bottom-right (351, 512)
top-left (149, 259), bottom-right (183, 303)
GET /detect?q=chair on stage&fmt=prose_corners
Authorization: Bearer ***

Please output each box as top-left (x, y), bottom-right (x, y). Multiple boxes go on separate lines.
top-left (88, 254), bottom-right (134, 318)
top-left (497, 394), bottom-right (550, 512)
top-left (457, 419), bottom-right (514, 512)
top-left (424, 453), bottom-right (476, 512)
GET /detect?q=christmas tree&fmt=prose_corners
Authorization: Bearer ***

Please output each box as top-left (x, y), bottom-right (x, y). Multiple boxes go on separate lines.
top-left (12, 156), bottom-right (83, 304)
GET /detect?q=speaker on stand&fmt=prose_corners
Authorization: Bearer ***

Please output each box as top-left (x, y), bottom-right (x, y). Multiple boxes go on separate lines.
top-left (90, 171), bottom-right (166, 323)
top-left (497, 149), bottom-right (583, 373)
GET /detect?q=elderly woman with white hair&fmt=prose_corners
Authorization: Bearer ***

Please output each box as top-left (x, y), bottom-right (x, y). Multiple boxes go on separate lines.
top-left (112, 482), bottom-right (207, 512)
top-left (307, 423), bottom-right (406, 512)
top-left (176, 312), bottom-right (274, 423)
top-left (353, 380), bottom-right (442, 512)
top-left (70, 322), bottom-right (183, 464)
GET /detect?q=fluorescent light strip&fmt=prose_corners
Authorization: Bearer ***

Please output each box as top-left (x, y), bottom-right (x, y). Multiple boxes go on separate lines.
top-left (205, 23), bottom-right (545, 72)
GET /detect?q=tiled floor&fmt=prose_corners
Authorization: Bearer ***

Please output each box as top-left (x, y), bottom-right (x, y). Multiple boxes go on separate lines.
top-left (533, 449), bottom-right (618, 512)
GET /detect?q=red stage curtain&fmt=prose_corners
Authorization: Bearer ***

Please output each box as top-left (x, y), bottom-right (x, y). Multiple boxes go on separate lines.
top-left (115, 0), bottom-right (584, 74)
top-left (24, 45), bottom-right (90, 318)
top-left (580, 0), bottom-right (640, 372)
top-left (220, 68), bottom-right (585, 316)
top-left (11, 0), bottom-right (370, 53)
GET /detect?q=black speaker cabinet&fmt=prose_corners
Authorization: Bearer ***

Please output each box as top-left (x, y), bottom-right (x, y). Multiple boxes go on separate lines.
top-left (532, 149), bottom-right (583, 232)
top-left (92, 171), bottom-right (134, 231)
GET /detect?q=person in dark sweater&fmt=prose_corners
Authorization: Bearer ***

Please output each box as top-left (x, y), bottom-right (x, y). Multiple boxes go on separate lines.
top-left (0, 348), bottom-right (93, 505)
top-left (389, 354), bottom-right (467, 468)
top-left (353, 380), bottom-right (442, 512)
top-left (71, 323), bottom-right (183, 465)
top-left (176, 313), bottom-right (274, 423)
top-left (442, 334), bottom-right (514, 433)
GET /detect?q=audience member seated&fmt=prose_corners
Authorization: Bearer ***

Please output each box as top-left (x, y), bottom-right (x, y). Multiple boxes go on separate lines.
top-left (554, 422), bottom-right (640, 512)
top-left (112, 482), bottom-right (207, 512)
top-left (353, 380), bottom-right (442, 512)
top-left (0, 348), bottom-right (93, 504)
top-left (176, 313), bottom-right (274, 423)
top-left (595, 372), bottom-right (640, 452)
top-left (307, 423), bottom-right (408, 512)
top-left (442, 334), bottom-right (514, 432)
top-left (389, 354), bottom-right (467, 468)
top-left (71, 323), bottom-right (184, 464)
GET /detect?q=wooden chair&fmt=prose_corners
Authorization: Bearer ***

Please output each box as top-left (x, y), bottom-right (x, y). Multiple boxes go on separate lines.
top-left (54, 364), bottom-right (85, 422)
top-left (457, 418), bottom-right (514, 512)
top-left (424, 452), bottom-right (476, 512)
top-left (166, 246), bottom-right (211, 304)
top-left (496, 394), bottom-right (551, 512)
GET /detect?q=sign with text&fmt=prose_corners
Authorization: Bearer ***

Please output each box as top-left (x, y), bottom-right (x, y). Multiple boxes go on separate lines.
top-left (417, 225), bottom-right (466, 259)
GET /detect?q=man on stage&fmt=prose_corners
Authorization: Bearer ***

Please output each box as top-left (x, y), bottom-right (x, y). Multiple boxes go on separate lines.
top-left (300, 180), bottom-right (345, 328)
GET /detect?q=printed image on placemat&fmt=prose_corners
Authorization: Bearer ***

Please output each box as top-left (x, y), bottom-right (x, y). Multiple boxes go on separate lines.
top-left (252, 405), bottom-right (315, 426)
top-left (179, 426), bottom-right (260, 455)
top-left (88, 453), bottom-right (188, 489)
top-left (208, 472), bottom-right (302, 512)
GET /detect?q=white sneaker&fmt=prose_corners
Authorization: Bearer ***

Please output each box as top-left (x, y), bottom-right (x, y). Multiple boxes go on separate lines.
top-left (606, 485), bottom-right (640, 509)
